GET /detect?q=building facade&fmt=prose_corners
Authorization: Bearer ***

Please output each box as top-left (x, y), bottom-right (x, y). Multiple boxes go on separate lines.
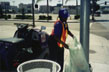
top-left (10, 6), bottom-right (18, 13)
top-left (39, 5), bottom-right (54, 13)
top-left (0, 2), bottom-right (11, 13)
top-left (19, 3), bottom-right (38, 13)
top-left (0, 2), bottom-right (81, 14)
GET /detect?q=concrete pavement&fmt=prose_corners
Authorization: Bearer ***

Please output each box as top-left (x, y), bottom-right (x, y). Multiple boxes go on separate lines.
top-left (0, 17), bottom-right (109, 72)
top-left (89, 32), bottom-right (109, 72)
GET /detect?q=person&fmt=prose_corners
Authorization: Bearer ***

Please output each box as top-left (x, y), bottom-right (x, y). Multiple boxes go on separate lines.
top-left (48, 8), bottom-right (74, 72)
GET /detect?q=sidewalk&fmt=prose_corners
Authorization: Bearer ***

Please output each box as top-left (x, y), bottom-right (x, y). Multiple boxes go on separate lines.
top-left (89, 34), bottom-right (109, 72)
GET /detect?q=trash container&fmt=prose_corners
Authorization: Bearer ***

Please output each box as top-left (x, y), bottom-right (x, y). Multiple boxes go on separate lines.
top-left (17, 59), bottom-right (61, 72)
top-left (0, 37), bottom-right (24, 70)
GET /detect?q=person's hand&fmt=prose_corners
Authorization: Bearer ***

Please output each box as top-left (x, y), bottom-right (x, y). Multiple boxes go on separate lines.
top-left (72, 35), bottom-right (74, 39)
top-left (64, 43), bottom-right (69, 49)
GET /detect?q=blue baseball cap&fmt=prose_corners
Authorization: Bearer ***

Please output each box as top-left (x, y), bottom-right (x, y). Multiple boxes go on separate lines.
top-left (59, 8), bottom-right (70, 18)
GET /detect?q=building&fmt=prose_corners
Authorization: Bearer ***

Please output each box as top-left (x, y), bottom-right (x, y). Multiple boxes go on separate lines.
top-left (52, 4), bottom-right (80, 14)
top-left (19, 3), bottom-right (31, 13)
top-left (39, 5), bottom-right (53, 13)
top-left (19, 3), bottom-right (38, 13)
top-left (0, 2), bottom-right (11, 13)
top-left (52, 6), bottom-right (61, 14)
top-left (10, 6), bottom-right (18, 13)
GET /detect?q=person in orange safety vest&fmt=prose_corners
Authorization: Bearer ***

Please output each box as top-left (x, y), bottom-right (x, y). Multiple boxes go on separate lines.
top-left (48, 8), bottom-right (74, 72)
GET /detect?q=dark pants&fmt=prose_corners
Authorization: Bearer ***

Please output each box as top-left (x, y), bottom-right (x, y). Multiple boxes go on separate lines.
top-left (48, 35), bottom-right (64, 72)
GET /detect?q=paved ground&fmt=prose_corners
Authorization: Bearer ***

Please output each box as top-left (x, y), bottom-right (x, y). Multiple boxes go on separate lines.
top-left (0, 14), bottom-right (109, 72)
top-left (90, 20), bottom-right (109, 40)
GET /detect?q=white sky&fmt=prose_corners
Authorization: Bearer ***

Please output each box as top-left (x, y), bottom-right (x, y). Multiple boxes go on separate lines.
top-left (0, 0), bottom-right (79, 6)
top-left (0, 0), bottom-right (109, 7)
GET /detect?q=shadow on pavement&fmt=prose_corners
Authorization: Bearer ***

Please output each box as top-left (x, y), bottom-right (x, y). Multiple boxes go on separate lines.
top-left (89, 50), bottom-right (96, 54)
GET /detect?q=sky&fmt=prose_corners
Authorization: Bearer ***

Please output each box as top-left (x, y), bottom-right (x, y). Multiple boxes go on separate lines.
top-left (0, 0), bottom-right (80, 7)
top-left (0, 0), bottom-right (109, 7)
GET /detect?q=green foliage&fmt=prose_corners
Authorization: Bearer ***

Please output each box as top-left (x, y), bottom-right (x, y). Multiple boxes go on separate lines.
top-left (74, 15), bottom-right (80, 19)
top-left (25, 15), bottom-right (33, 19)
top-left (0, 15), bottom-right (11, 19)
top-left (15, 15), bottom-right (32, 19)
top-left (39, 15), bottom-right (52, 20)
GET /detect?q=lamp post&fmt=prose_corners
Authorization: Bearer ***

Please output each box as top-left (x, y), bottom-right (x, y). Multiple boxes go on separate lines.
top-left (32, 0), bottom-right (35, 27)
top-left (47, 0), bottom-right (49, 22)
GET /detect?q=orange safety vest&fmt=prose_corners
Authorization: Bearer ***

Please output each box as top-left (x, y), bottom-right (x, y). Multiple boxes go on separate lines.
top-left (51, 20), bottom-right (68, 48)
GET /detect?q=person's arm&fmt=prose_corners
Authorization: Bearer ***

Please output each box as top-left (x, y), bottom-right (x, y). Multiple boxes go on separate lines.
top-left (68, 30), bottom-right (74, 38)
top-left (53, 21), bottom-right (69, 49)
top-left (66, 23), bottom-right (74, 38)
top-left (53, 35), bottom-right (69, 49)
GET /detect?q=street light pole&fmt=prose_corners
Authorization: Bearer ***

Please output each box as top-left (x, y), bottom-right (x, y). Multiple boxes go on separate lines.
top-left (80, 0), bottom-right (90, 63)
top-left (47, 0), bottom-right (49, 22)
top-left (32, 0), bottom-right (35, 27)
